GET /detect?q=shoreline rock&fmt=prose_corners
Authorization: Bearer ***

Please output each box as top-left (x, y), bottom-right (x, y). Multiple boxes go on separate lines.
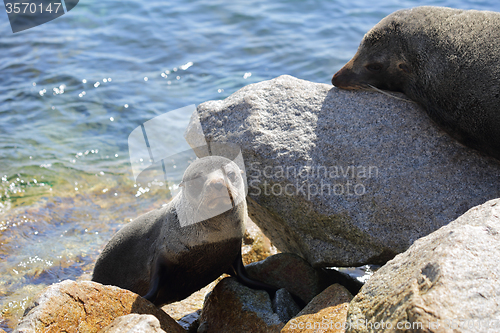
top-left (198, 277), bottom-right (284, 333)
top-left (245, 252), bottom-right (360, 305)
top-left (13, 280), bottom-right (184, 333)
top-left (101, 314), bottom-right (166, 333)
top-left (281, 283), bottom-right (352, 333)
top-left (346, 198), bottom-right (500, 332)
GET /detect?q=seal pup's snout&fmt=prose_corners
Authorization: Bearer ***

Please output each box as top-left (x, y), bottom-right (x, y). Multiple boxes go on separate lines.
top-left (210, 178), bottom-right (226, 191)
top-left (206, 175), bottom-right (233, 210)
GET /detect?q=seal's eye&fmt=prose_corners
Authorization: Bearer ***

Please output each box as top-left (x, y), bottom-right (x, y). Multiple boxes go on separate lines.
top-left (226, 171), bottom-right (237, 182)
top-left (366, 63), bottom-right (383, 73)
top-left (398, 63), bottom-right (410, 73)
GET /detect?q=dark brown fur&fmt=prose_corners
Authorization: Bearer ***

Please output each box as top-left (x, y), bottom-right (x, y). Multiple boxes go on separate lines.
top-left (332, 6), bottom-right (500, 161)
top-left (92, 157), bottom-right (251, 306)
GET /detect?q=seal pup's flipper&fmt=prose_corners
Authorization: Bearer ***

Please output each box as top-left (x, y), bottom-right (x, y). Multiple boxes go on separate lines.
top-left (142, 257), bottom-right (169, 304)
top-left (143, 274), bottom-right (160, 303)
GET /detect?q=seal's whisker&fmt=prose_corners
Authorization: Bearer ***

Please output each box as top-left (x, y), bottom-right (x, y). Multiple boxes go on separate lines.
top-left (367, 84), bottom-right (415, 103)
top-left (195, 197), bottom-right (206, 219)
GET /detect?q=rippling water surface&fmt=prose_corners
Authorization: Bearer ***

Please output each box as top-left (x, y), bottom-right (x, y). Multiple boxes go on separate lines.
top-left (1, 0), bottom-right (499, 330)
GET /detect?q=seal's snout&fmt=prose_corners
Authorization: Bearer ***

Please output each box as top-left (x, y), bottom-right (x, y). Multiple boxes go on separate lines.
top-left (332, 58), bottom-right (356, 89)
top-left (206, 177), bottom-right (234, 210)
top-left (332, 58), bottom-right (367, 90)
top-left (331, 70), bottom-right (342, 86)
top-left (332, 67), bottom-right (351, 88)
top-left (210, 178), bottom-right (226, 191)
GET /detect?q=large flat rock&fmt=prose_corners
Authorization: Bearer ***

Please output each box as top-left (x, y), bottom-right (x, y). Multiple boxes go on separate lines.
top-left (186, 75), bottom-right (500, 266)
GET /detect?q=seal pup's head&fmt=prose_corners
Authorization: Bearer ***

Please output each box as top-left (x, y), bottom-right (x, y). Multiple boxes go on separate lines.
top-left (176, 156), bottom-right (247, 229)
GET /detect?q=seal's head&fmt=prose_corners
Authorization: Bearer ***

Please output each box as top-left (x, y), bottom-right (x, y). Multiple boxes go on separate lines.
top-left (332, 9), bottom-right (416, 92)
top-left (332, 6), bottom-right (500, 160)
top-left (180, 156), bottom-right (246, 223)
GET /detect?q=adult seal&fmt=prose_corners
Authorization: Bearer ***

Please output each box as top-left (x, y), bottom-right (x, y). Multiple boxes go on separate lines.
top-left (92, 156), bottom-right (275, 306)
top-left (332, 6), bottom-right (500, 161)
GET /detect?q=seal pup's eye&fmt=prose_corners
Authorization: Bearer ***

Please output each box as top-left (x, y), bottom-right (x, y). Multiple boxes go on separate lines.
top-left (226, 171), bottom-right (237, 182)
top-left (365, 63), bottom-right (383, 73)
top-left (183, 173), bottom-right (205, 192)
top-left (186, 177), bottom-right (205, 194)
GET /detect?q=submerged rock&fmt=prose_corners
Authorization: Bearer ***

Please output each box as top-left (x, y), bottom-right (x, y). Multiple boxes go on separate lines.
top-left (186, 75), bottom-right (500, 267)
top-left (347, 199), bottom-right (500, 333)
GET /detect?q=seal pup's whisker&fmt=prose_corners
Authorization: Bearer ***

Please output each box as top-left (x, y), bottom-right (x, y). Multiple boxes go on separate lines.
top-left (195, 198), bottom-right (206, 219)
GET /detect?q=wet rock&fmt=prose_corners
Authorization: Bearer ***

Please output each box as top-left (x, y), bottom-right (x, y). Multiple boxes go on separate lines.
top-left (282, 284), bottom-right (352, 333)
top-left (101, 314), bottom-right (166, 333)
top-left (13, 280), bottom-right (184, 333)
top-left (198, 277), bottom-right (284, 333)
top-left (185, 74), bottom-right (500, 267)
top-left (347, 199), bottom-right (500, 333)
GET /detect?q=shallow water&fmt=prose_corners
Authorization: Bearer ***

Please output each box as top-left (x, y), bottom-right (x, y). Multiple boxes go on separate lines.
top-left (1, 0), bottom-right (500, 330)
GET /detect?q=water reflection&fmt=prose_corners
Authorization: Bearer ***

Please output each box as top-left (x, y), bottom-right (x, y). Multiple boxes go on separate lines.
top-left (0, 169), bottom-right (173, 328)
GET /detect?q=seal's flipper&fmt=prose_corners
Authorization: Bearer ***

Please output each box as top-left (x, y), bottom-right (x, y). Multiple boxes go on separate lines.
top-left (229, 250), bottom-right (278, 297)
top-left (143, 266), bottom-right (162, 303)
top-left (229, 250), bottom-right (306, 308)
top-left (143, 258), bottom-right (169, 304)
top-left (143, 284), bottom-right (158, 303)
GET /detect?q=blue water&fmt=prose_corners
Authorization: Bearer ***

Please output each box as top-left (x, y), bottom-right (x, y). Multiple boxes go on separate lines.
top-left (1, 0), bottom-right (500, 330)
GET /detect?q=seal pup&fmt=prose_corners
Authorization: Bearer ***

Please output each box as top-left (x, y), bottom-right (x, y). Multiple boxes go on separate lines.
top-left (92, 156), bottom-right (276, 306)
top-left (332, 6), bottom-right (500, 161)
